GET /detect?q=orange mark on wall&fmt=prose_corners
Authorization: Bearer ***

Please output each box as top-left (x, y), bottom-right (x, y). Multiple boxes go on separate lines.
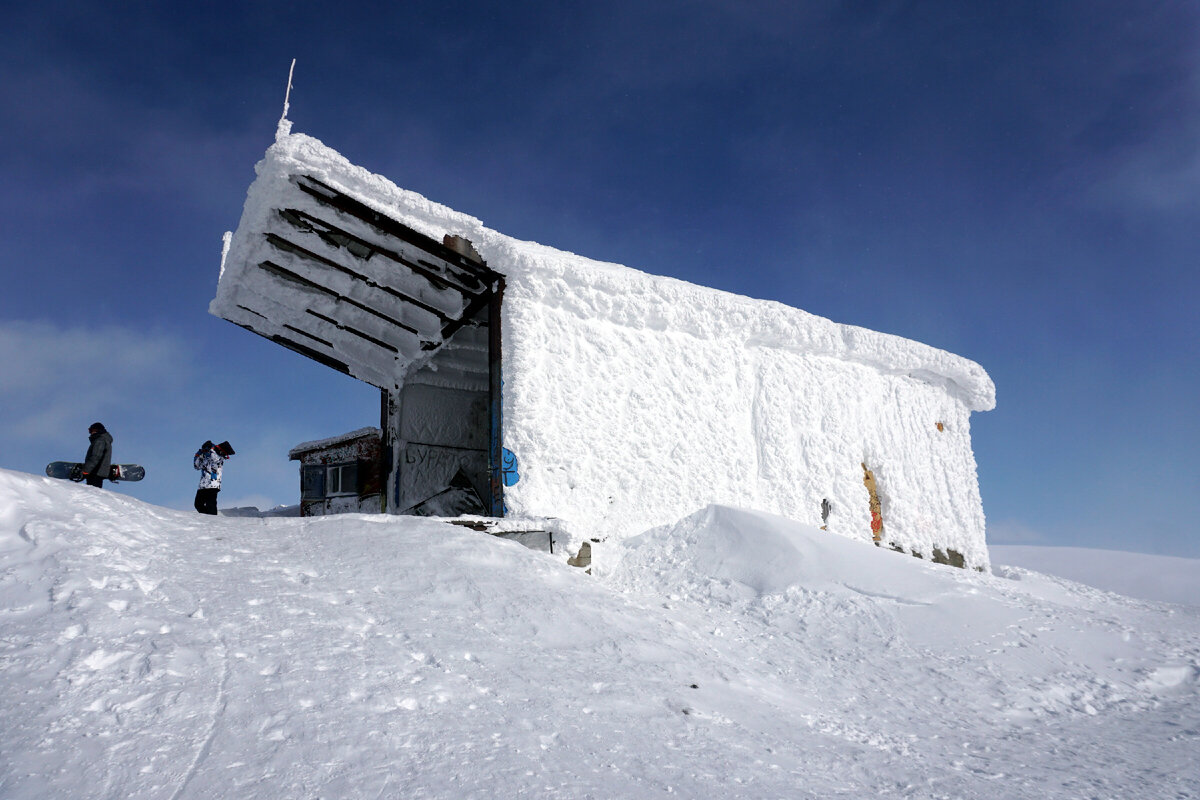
top-left (862, 463), bottom-right (883, 542)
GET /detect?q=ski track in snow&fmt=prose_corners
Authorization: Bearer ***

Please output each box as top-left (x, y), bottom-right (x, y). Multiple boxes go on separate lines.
top-left (168, 598), bottom-right (229, 800)
top-left (1, 470), bottom-right (1198, 799)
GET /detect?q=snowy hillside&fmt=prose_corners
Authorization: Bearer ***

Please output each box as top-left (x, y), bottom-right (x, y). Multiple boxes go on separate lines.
top-left (2, 468), bottom-right (1198, 799)
top-left (990, 545), bottom-right (1200, 607)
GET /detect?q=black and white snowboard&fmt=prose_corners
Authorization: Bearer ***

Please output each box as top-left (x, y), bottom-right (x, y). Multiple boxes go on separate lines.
top-left (46, 462), bottom-right (146, 482)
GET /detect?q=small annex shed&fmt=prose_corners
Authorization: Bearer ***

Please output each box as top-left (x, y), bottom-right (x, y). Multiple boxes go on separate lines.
top-left (212, 126), bottom-right (996, 570)
top-left (288, 427), bottom-right (384, 516)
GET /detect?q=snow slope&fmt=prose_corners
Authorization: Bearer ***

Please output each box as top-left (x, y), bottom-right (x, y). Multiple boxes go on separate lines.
top-left (991, 544), bottom-right (1200, 608)
top-left (2, 468), bottom-right (1198, 799)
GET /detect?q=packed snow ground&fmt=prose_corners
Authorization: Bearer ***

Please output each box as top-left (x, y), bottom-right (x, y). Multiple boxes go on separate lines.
top-left (2, 469), bottom-right (1198, 799)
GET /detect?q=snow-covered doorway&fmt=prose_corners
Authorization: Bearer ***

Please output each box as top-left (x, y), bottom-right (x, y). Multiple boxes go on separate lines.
top-left (388, 281), bottom-right (504, 517)
top-left (211, 169), bottom-right (505, 516)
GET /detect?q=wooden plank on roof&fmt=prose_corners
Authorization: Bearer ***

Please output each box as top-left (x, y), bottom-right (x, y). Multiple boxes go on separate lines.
top-left (278, 207), bottom-right (471, 297)
top-left (269, 332), bottom-right (352, 376)
top-left (291, 175), bottom-right (498, 290)
top-left (257, 259), bottom-right (424, 339)
top-left (305, 309), bottom-right (401, 353)
top-left (264, 231), bottom-right (452, 326)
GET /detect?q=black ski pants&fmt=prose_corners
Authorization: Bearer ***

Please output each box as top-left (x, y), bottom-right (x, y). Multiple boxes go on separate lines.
top-left (195, 487), bottom-right (219, 515)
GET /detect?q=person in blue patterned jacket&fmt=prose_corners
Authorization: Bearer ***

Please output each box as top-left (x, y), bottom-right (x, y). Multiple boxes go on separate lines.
top-left (193, 440), bottom-right (234, 515)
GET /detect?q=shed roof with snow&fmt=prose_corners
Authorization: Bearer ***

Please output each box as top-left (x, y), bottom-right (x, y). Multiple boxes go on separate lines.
top-left (213, 129), bottom-right (996, 569)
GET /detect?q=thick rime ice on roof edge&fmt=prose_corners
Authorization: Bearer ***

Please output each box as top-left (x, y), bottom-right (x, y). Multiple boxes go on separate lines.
top-left (217, 133), bottom-right (994, 411)
top-left (214, 132), bottom-right (994, 568)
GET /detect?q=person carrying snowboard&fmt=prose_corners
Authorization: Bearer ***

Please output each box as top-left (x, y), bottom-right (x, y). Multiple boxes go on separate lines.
top-left (194, 440), bottom-right (234, 515)
top-left (81, 422), bottom-right (113, 488)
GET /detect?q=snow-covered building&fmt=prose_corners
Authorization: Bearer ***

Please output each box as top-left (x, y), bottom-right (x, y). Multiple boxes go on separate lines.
top-left (212, 127), bottom-right (996, 570)
top-left (288, 427), bottom-right (385, 517)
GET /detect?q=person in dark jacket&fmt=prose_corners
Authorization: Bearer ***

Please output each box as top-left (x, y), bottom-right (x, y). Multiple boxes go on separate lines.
top-left (194, 440), bottom-right (234, 515)
top-left (82, 422), bottom-right (113, 488)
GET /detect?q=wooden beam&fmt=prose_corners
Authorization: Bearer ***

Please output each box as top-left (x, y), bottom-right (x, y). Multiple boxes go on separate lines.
top-left (257, 259), bottom-right (423, 339)
top-left (279, 207), bottom-right (477, 297)
top-left (264, 232), bottom-right (452, 326)
top-left (292, 175), bottom-right (498, 285)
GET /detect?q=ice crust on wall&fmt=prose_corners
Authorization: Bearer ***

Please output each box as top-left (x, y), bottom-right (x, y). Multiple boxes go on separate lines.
top-left (215, 132), bottom-right (995, 568)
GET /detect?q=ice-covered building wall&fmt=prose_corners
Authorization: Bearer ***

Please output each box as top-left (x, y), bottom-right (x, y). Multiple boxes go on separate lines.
top-left (213, 131), bottom-right (996, 570)
top-left (496, 247), bottom-right (994, 569)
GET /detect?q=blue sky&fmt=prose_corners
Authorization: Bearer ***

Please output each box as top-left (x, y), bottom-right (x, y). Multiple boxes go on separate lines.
top-left (1, 1), bottom-right (1196, 555)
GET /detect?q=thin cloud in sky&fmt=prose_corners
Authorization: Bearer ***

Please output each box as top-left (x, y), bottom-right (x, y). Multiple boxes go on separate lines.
top-left (0, 40), bottom-right (270, 220)
top-left (1088, 130), bottom-right (1200, 214)
top-left (0, 320), bottom-right (190, 444)
top-left (986, 518), bottom-right (1048, 546)
top-left (1036, 3), bottom-right (1200, 214)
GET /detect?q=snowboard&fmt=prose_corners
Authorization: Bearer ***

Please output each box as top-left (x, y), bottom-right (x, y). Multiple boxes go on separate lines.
top-left (45, 462), bottom-right (146, 482)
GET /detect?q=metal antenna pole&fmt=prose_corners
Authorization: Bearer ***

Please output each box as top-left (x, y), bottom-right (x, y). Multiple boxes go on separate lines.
top-left (276, 58), bottom-right (297, 140)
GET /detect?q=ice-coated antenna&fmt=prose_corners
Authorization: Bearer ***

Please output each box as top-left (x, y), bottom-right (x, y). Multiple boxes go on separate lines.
top-left (276, 58), bottom-right (296, 140)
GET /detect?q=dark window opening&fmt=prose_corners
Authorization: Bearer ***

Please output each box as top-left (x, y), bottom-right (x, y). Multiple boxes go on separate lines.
top-left (326, 462), bottom-right (359, 497)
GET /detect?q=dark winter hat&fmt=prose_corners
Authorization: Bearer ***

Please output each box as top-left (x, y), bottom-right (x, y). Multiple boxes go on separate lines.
top-left (89, 422), bottom-right (106, 434)
top-left (216, 441), bottom-right (235, 456)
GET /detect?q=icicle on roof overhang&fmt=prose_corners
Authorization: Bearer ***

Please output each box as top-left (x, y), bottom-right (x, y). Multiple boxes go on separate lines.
top-left (214, 170), bottom-right (501, 389)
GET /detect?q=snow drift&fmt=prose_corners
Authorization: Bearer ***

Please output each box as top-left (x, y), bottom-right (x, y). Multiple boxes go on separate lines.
top-left (2, 468), bottom-right (1198, 799)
